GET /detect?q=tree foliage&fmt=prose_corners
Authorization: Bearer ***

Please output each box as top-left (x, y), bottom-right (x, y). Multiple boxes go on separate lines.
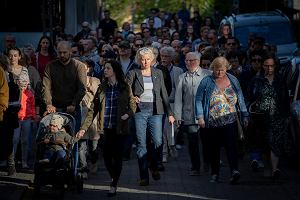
top-left (104, 0), bottom-right (233, 27)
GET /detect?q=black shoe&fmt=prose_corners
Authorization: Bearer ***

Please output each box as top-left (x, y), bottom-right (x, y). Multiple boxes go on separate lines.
top-left (210, 174), bottom-right (219, 183)
top-left (139, 179), bottom-right (149, 186)
top-left (272, 169), bottom-right (280, 180)
top-left (151, 170), bottom-right (160, 180)
top-left (157, 163), bottom-right (165, 171)
top-left (107, 186), bottom-right (117, 197)
top-left (251, 160), bottom-right (259, 172)
top-left (230, 170), bottom-right (240, 184)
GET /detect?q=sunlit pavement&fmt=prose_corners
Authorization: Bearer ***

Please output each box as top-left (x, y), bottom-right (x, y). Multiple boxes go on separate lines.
top-left (1, 145), bottom-right (300, 200)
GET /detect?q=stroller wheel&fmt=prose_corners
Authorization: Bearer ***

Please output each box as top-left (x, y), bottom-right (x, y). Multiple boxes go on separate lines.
top-left (33, 185), bottom-right (40, 199)
top-left (58, 186), bottom-right (65, 200)
top-left (76, 174), bottom-right (84, 194)
top-left (33, 176), bottom-right (40, 198)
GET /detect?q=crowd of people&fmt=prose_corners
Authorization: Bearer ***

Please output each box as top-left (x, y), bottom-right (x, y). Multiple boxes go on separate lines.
top-left (0, 5), bottom-right (295, 197)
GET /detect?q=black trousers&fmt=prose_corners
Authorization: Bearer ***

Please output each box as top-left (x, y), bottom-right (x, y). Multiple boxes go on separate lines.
top-left (207, 122), bottom-right (239, 175)
top-left (182, 125), bottom-right (201, 171)
top-left (102, 129), bottom-right (126, 187)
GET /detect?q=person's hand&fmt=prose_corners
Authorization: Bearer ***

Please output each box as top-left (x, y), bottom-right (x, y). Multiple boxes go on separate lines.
top-left (76, 130), bottom-right (86, 138)
top-left (55, 139), bottom-right (64, 145)
top-left (243, 119), bottom-right (249, 128)
top-left (168, 116), bottom-right (175, 124)
top-left (134, 96), bottom-right (140, 104)
top-left (46, 105), bottom-right (56, 113)
top-left (66, 105), bottom-right (76, 113)
top-left (121, 114), bottom-right (129, 120)
top-left (176, 120), bottom-right (182, 128)
top-left (198, 118), bottom-right (205, 128)
top-left (44, 139), bottom-right (50, 144)
top-left (34, 114), bottom-right (41, 122)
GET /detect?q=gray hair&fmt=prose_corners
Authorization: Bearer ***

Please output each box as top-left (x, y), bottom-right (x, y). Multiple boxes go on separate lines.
top-left (186, 52), bottom-right (200, 60)
top-left (135, 47), bottom-right (155, 65)
top-left (160, 46), bottom-right (176, 58)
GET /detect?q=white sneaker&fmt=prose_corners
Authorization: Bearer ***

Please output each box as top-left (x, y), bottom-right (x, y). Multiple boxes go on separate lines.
top-left (175, 144), bottom-right (182, 150)
top-left (39, 158), bottom-right (50, 163)
top-left (162, 155), bottom-right (168, 163)
top-left (90, 163), bottom-right (98, 174)
top-left (169, 146), bottom-right (178, 158)
top-left (22, 162), bottom-right (29, 169)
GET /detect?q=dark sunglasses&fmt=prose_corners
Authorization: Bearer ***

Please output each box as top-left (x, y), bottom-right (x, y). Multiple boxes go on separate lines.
top-left (251, 58), bottom-right (262, 62)
top-left (227, 42), bottom-right (236, 46)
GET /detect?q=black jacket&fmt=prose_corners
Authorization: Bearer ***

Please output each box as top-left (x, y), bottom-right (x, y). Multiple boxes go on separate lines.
top-left (126, 67), bottom-right (173, 116)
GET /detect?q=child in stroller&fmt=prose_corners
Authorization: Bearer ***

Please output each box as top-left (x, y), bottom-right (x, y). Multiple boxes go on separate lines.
top-left (37, 114), bottom-right (80, 166)
top-left (34, 113), bottom-right (83, 196)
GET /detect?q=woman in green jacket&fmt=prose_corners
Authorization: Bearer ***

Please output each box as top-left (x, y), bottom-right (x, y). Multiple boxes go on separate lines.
top-left (77, 60), bottom-right (136, 197)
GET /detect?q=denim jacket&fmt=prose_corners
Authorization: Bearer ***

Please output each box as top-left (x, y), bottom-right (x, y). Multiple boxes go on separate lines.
top-left (195, 73), bottom-right (249, 127)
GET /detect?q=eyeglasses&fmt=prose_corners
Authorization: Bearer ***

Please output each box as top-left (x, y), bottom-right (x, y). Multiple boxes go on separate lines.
top-left (226, 42), bottom-right (236, 46)
top-left (201, 63), bottom-right (211, 67)
top-left (185, 59), bottom-right (198, 62)
top-left (143, 30), bottom-right (150, 33)
top-left (135, 44), bottom-right (143, 47)
top-left (49, 124), bottom-right (57, 127)
top-left (264, 64), bottom-right (275, 68)
top-left (251, 58), bottom-right (262, 63)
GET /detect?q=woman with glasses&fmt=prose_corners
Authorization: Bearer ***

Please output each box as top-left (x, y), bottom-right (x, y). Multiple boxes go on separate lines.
top-left (247, 54), bottom-right (290, 179)
top-left (126, 47), bottom-right (175, 186)
top-left (239, 50), bottom-right (266, 96)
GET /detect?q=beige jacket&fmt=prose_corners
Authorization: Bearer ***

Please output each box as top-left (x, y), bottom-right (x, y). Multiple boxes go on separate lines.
top-left (80, 76), bottom-right (101, 140)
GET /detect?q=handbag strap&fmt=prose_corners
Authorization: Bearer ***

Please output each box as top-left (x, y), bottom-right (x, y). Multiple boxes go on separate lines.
top-left (293, 62), bottom-right (300, 102)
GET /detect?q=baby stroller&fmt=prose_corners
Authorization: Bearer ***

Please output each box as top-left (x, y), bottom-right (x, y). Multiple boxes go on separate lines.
top-left (33, 112), bottom-right (84, 197)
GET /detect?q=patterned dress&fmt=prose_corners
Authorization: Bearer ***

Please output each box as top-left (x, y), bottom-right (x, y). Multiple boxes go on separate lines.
top-left (251, 78), bottom-right (291, 156)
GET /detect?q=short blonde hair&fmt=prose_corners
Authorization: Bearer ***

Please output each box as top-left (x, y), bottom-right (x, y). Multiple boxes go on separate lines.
top-left (210, 56), bottom-right (231, 71)
top-left (135, 47), bottom-right (155, 65)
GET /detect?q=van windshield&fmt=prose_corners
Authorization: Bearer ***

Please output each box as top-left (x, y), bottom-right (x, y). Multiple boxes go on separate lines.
top-left (235, 22), bottom-right (296, 48)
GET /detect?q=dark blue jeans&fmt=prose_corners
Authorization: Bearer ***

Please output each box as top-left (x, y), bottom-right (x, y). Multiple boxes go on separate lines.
top-left (44, 149), bottom-right (66, 167)
top-left (207, 122), bottom-right (239, 175)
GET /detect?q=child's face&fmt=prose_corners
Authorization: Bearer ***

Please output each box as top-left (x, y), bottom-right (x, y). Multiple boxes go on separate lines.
top-left (18, 80), bottom-right (29, 90)
top-left (49, 124), bottom-right (59, 133)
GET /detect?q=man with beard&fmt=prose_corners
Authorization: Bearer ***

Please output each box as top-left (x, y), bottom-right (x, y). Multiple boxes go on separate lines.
top-left (42, 41), bottom-right (87, 123)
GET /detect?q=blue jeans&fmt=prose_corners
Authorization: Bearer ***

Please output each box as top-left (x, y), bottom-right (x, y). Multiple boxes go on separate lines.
top-left (44, 149), bottom-right (66, 167)
top-left (135, 111), bottom-right (163, 180)
top-left (13, 119), bottom-right (32, 163)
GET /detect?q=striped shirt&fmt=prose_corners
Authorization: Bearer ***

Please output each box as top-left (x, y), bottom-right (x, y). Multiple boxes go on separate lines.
top-left (104, 84), bottom-right (119, 128)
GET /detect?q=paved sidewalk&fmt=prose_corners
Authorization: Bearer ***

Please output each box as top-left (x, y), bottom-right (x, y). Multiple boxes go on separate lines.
top-left (1, 145), bottom-right (300, 200)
